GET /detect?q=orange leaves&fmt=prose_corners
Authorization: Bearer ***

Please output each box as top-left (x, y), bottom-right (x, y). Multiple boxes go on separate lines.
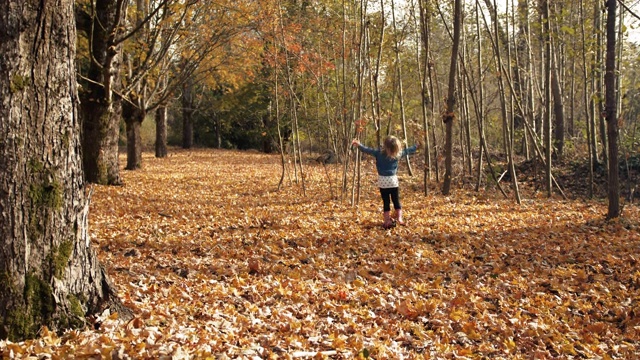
top-left (585, 322), bottom-right (609, 336)
top-left (395, 293), bottom-right (437, 320)
top-left (396, 300), bottom-right (418, 319)
top-left (248, 257), bottom-right (264, 274)
top-left (329, 289), bottom-right (349, 302)
top-left (2, 149), bottom-right (639, 358)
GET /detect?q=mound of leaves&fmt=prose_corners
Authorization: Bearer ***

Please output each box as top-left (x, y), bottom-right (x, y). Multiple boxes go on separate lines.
top-left (2, 149), bottom-right (639, 359)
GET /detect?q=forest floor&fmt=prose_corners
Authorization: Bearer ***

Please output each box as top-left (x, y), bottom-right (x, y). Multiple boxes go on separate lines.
top-left (2, 148), bottom-right (640, 359)
top-left (514, 153), bottom-right (640, 202)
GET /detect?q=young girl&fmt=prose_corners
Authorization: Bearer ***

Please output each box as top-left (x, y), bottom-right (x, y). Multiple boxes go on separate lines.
top-left (352, 136), bottom-right (418, 229)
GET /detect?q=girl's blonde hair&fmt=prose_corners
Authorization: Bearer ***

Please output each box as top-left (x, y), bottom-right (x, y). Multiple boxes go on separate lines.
top-left (383, 136), bottom-right (401, 159)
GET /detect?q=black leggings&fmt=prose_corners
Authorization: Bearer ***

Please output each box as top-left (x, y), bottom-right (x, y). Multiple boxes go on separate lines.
top-left (380, 187), bottom-right (401, 212)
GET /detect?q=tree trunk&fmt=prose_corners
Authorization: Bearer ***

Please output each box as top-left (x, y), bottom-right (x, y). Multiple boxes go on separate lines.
top-left (568, 52), bottom-right (576, 138)
top-left (77, 0), bottom-right (127, 185)
top-left (274, 68), bottom-right (287, 191)
top-left (373, 0), bottom-right (385, 148)
top-left (523, 2), bottom-right (535, 161)
top-left (391, 0), bottom-right (414, 176)
top-left (353, 0), bottom-right (367, 205)
top-left (551, 56), bottom-right (565, 158)
top-left (514, 0), bottom-right (530, 136)
top-left (212, 111), bottom-right (220, 149)
top-left (580, 0), bottom-right (595, 197)
top-left (474, 1), bottom-right (486, 192)
top-left (492, 0), bottom-right (521, 203)
top-left (182, 81), bottom-right (195, 149)
top-left (458, 60), bottom-right (473, 177)
top-left (542, 0), bottom-right (553, 196)
top-left (595, 2), bottom-right (608, 170)
top-left (417, 0), bottom-right (433, 193)
top-left (155, 106), bottom-right (168, 158)
top-left (81, 98), bottom-right (122, 185)
top-left (442, 0), bottom-right (462, 195)
top-left (123, 104), bottom-right (145, 170)
top-left (0, 0), bottom-right (130, 341)
top-left (183, 113), bottom-right (194, 149)
top-left (340, 0), bottom-right (350, 201)
top-left (262, 114), bottom-right (273, 153)
top-left (605, 0), bottom-right (620, 218)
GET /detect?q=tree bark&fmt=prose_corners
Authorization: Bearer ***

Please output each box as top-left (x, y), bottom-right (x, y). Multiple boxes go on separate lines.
top-left (514, 0), bottom-right (530, 135)
top-left (551, 56), bottom-right (565, 158)
top-left (261, 114), bottom-right (273, 153)
top-left (491, 0), bottom-right (521, 203)
top-left (0, 0), bottom-right (130, 341)
top-left (215, 111), bottom-right (222, 149)
top-left (605, 0), bottom-right (620, 218)
top-left (417, 0), bottom-right (433, 193)
top-left (595, 2), bottom-right (608, 170)
top-left (459, 58), bottom-right (473, 177)
top-left (373, 0), bottom-right (385, 149)
top-left (77, 0), bottom-right (128, 185)
top-left (182, 81), bottom-right (195, 149)
top-left (474, 1), bottom-right (486, 192)
top-left (277, 1), bottom-right (306, 196)
top-left (580, 0), bottom-right (595, 197)
top-left (123, 103), bottom-right (145, 170)
top-left (155, 106), bottom-right (168, 158)
top-left (442, 0), bottom-right (462, 195)
top-left (391, 0), bottom-right (414, 176)
top-left (542, 0), bottom-right (553, 196)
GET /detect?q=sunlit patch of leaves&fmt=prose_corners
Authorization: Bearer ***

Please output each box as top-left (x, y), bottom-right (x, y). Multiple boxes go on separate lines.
top-left (1, 149), bottom-right (639, 359)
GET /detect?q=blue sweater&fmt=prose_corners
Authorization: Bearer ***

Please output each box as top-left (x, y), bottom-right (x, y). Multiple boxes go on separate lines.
top-left (357, 143), bottom-right (417, 176)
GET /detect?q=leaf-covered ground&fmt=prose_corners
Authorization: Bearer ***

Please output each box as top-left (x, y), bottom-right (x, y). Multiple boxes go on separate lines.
top-left (2, 149), bottom-right (640, 359)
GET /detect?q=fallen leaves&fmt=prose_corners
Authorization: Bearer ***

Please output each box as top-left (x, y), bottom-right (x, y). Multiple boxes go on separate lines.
top-left (1, 148), bottom-right (639, 359)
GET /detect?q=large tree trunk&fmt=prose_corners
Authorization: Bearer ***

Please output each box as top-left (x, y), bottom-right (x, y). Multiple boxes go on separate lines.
top-left (81, 98), bottom-right (122, 185)
top-left (126, 119), bottom-right (143, 169)
top-left (0, 0), bottom-right (129, 341)
top-left (123, 103), bottom-right (145, 170)
top-left (77, 0), bottom-right (127, 185)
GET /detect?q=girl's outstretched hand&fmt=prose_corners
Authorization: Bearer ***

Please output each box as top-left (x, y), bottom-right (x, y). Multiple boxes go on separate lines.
top-left (351, 139), bottom-right (360, 147)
